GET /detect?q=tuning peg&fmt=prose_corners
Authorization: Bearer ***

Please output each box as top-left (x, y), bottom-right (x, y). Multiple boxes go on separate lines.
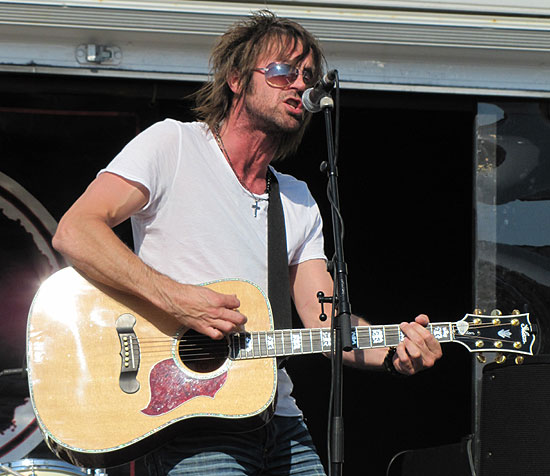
top-left (515, 356), bottom-right (524, 365)
top-left (476, 354), bottom-right (487, 364)
top-left (474, 309), bottom-right (483, 315)
top-left (491, 309), bottom-right (502, 316)
top-left (495, 353), bottom-right (507, 364)
top-left (512, 309), bottom-right (521, 315)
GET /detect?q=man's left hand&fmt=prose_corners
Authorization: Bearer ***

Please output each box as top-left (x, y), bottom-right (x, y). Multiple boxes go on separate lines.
top-left (393, 314), bottom-right (442, 375)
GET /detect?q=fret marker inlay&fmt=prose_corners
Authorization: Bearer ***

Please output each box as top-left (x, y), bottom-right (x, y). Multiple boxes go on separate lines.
top-left (433, 326), bottom-right (449, 340)
top-left (372, 329), bottom-right (384, 344)
top-left (245, 335), bottom-right (252, 352)
top-left (321, 330), bottom-right (330, 348)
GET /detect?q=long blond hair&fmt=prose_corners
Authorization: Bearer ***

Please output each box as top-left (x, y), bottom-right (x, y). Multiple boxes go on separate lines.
top-left (193, 10), bottom-right (325, 161)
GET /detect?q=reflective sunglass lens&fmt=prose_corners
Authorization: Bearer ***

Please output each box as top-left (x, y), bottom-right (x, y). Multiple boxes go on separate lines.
top-left (265, 63), bottom-right (298, 87)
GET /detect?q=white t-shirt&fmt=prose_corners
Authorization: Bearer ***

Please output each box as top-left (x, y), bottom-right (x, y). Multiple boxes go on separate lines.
top-left (102, 119), bottom-right (327, 416)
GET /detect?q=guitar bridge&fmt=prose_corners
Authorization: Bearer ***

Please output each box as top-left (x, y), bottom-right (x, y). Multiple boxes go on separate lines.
top-left (116, 313), bottom-right (140, 394)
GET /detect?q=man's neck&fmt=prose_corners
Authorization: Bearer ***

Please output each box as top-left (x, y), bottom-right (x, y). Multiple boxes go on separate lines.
top-left (216, 115), bottom-right (277, 195)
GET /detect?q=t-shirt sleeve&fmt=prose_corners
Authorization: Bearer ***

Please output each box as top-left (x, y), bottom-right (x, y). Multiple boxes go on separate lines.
top-left (289, 196), bottom-right (326, 266)
top-left (277, 172), bottom-right (327, 266)
top-left (99, 119), bottom-right (180, 217)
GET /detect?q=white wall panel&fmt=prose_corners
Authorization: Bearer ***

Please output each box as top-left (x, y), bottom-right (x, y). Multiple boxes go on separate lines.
top-left (1, 1), bottom-right (550, 95)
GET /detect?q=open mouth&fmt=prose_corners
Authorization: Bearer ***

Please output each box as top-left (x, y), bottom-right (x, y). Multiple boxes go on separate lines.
top-left (284, 96), bottom-right (302, 113)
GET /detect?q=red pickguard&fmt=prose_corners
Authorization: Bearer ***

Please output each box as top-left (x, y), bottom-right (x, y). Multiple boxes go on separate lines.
top-left (141, 359), bottom-right (227, 416)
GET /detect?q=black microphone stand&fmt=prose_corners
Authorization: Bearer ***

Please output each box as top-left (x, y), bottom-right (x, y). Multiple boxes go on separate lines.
top-left (315, 74), bottom-right (353, 476)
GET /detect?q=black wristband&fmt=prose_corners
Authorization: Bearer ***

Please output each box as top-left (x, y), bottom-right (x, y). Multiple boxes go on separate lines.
top-left (383, 347), bottom-right (406, 377)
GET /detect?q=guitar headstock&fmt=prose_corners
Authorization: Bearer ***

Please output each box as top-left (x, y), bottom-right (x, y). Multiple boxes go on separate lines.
top-left (453, 311), bottom-right (535, 357)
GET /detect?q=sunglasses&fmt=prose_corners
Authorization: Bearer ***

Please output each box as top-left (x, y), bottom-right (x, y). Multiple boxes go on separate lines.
top-left (253, 62), bottom-right (315, 88)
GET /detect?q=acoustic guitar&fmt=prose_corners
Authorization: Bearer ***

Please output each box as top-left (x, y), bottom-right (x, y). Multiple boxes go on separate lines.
top-left (26, 267), bottom-right (535, 468)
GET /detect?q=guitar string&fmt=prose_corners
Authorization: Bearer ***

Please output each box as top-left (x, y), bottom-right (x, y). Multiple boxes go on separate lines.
top-left (122, 322), bottom-right (526, 363)
top-left (130, 322), bottom-right (519, 346)
top-left (129, 321), bottom-right (515, 345)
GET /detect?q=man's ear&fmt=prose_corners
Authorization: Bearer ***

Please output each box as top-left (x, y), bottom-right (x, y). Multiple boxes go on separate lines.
top-left (227, 69), bottom-right (243, 95)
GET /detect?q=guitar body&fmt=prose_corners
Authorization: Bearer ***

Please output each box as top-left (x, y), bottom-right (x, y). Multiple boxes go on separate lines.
top-left (27, 267), bottom-right (277, 468)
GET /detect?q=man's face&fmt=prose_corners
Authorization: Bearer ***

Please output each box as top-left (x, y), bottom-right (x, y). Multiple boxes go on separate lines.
top-left (241, 46), bottom-right (314, 135)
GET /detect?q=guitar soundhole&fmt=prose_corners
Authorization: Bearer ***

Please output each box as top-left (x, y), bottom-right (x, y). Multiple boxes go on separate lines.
top-left (178, 330), bottom-right (229, 373)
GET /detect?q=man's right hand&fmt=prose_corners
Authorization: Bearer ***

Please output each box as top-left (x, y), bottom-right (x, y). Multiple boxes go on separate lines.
top-left (157, 280), bottom-right (247, 340)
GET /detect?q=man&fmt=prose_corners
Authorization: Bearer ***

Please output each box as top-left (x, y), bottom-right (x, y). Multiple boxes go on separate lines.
top-left (52, 10), bottom-right (442, 476)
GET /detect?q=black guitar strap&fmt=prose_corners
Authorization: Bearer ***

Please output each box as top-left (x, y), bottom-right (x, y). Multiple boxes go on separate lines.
top-left (267, 169), bottom-right (292, 332)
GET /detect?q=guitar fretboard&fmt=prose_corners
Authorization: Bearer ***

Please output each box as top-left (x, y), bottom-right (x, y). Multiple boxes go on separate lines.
top-left (229, 323), bottom-right (455, 360)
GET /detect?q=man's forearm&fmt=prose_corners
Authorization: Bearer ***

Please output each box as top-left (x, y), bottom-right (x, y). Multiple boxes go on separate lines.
top-left (52, 213), bottom-right (170, 309)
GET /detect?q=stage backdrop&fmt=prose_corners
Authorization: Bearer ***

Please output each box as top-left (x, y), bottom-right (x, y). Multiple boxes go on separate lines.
top-left (0, 73), bottom-right (473, 475)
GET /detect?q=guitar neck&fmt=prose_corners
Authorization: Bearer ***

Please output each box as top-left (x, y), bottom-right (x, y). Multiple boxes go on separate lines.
top-left (230, 322), bottom-right (455, 360)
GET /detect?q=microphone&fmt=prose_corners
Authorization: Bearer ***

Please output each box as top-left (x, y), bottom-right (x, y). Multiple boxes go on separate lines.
top-left (302, 70), bottom-right (337, 113)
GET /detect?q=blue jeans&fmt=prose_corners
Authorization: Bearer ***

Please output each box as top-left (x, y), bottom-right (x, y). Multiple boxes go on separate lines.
top-left (146, 416), bottom-right (326, 476)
